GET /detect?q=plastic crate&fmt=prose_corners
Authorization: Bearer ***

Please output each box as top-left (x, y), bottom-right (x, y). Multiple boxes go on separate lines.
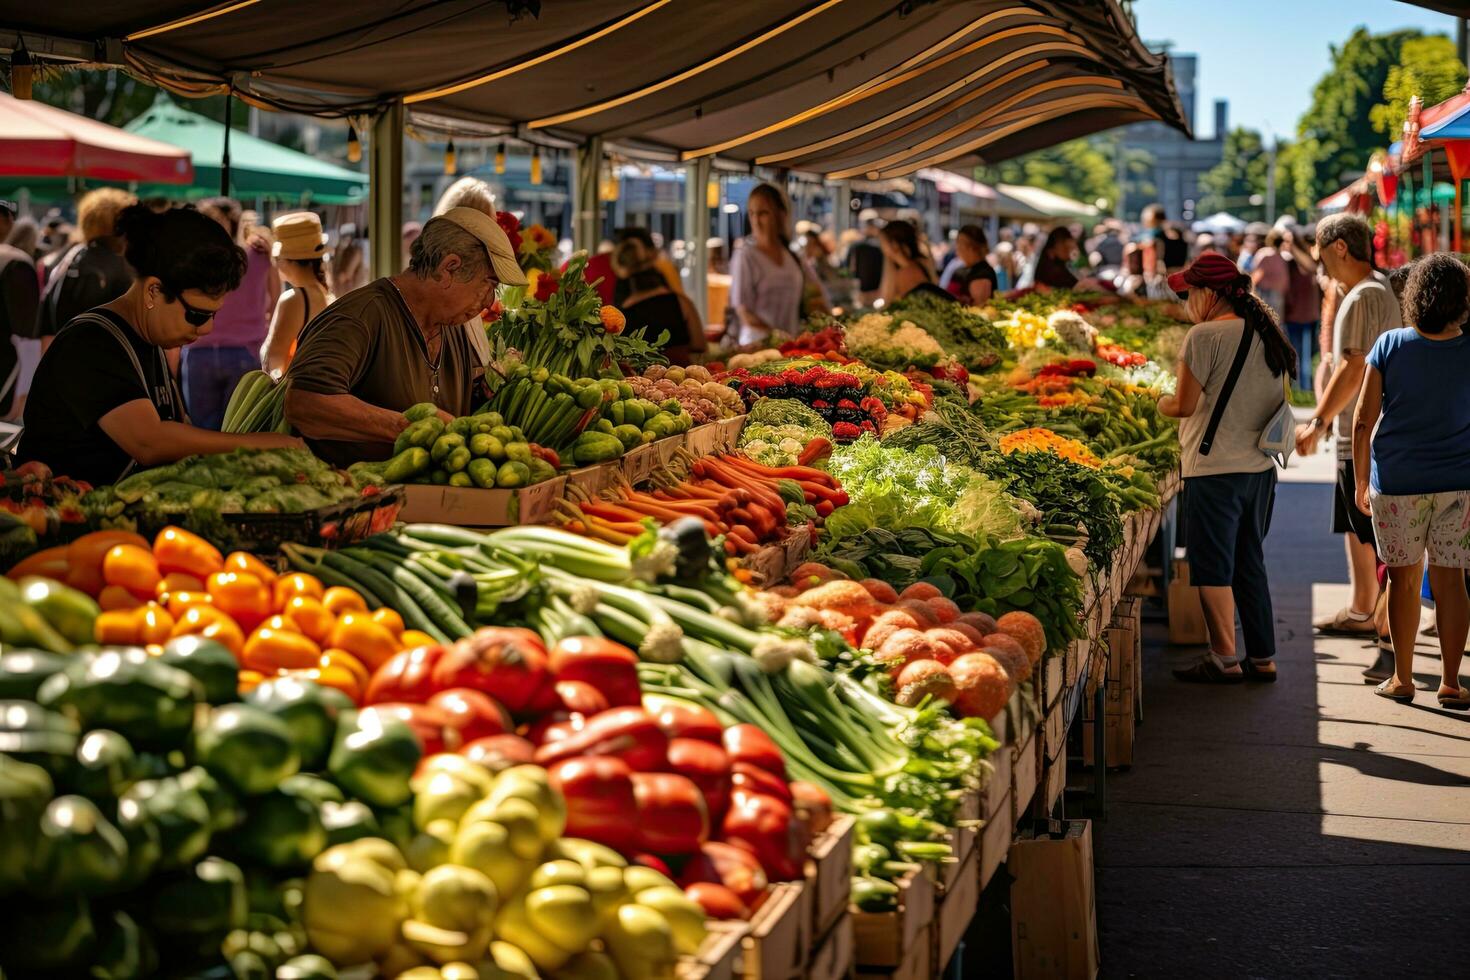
top-left (217, 485), bottom-right (405, 553)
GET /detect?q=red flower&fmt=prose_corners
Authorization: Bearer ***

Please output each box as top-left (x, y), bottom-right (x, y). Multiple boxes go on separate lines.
top-left (534, 272), bottom-right (560, 302)
top-left (483, 299), bottom-right (504, 324)
top-left (832, 422), bottom-right (861, 441)
top-left (496, 211), bottom-right (523, 255)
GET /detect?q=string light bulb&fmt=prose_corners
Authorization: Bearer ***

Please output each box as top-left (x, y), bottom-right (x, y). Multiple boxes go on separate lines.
top-left (706, 179), bottom-right (720, 209)
top-left (444, 138), bottom-right (457, 175)
top-left (494, 141), bottom-right (506, 174)
top-left (10, 40), bottom-right (33, 100)
top-left (530, 146), bottom-right (543, 185)
top-left (346, 123), bottom-right (362, 163)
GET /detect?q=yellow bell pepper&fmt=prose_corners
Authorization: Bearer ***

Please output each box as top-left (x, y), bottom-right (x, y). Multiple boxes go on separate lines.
top-left (405, 819), bottom-right (458, 874)
top-left (480, 941), bottom-right (539, 980)
top-left (525, 884), bottom-right (599, 956)
top-left (603, 903), bottom-right (677, 980)
top-left (493, 893), bottom-right (574, 973)
top-left (303, 838), bottom-right (409, 966)
top-left (449, 820), bottom-right (533, 899)
top-left (402, 864), bottom-right (498, 964)
top-left (550, 950), bottom-right (620, 980)
top-left (486, 765), bottom-right (567, 843)
top-left (413, 770), bottom-right (483, 830)
top-left (462, 795), bottom-right (542, 862)
top-left (634, 886), bottom-right (708, 956)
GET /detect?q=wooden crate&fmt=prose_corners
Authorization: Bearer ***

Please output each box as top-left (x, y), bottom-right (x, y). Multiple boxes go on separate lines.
top-left (852, 869), bottom-right (934, 970)
top-left (929, 788), bottom-right (980, 896)
top-left (679, 921), bottom-right (747, 980)
top-left (741, 882), bottom-right (808, 980)
top-left (933, 846), bottom-right (979, 972)
top-left (982, 714), bottom-right (1011, 824)
top-left (1038, 651), bottom-right (1064, 709)
top-left (856, 927), bottom-right (931, 980)
top-left (808, 917), bottom-right (855, 980)
top-left (806, 815), bottom-right (856, 941)
top-left (1010, 728), bottom-right (1040, 824)
top-left (1039, 742), bottom-right (1066, 816)
top-left (1065, 636), bottom-right (1084, 689)
top-left (978, 789), bottom-right (1013, 890)
top-left (1042, 698), bottom-right (1066, 764)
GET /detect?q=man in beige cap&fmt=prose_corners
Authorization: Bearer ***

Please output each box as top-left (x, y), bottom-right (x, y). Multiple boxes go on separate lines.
top-left (284, 207), bottom-right (527, 465)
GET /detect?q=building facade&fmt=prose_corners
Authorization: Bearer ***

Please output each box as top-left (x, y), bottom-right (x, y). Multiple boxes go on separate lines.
top-left (1116, 53), bottom-right (1226, 222)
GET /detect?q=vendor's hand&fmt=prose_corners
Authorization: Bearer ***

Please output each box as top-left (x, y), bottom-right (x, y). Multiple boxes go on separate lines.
top-left (1294, 421), bottom-right (1322, 457)
top-left (1356, 483), bottom-right (1372, 516)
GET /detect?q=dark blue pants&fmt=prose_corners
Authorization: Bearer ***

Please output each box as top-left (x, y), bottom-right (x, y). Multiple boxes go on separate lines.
top-left (1285, 321), bottom-right (1316, 391)
top-left (1183, 469), bottom-right (1277, 660)
top-left (182, 346), bottom-right (258, 430)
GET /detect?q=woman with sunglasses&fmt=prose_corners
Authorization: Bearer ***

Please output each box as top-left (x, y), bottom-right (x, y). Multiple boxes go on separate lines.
top-left (17, 205), bottom-right (300, 485)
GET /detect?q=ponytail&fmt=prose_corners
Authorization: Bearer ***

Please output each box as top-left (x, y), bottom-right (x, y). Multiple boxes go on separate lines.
top-left (1221, 282), bottom-right (1298, 379)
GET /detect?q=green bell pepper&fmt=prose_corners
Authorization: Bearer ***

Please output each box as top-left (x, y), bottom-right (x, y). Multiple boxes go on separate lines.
top-left (448, 471), bottom-right (474, 488)
top-left (383, 447), bottom-right (433, 483)
top-left (235, 784), bottom-right (328, 870)
top-left (0, 648), bottom-right (67, 700)
top-left (489, 425), bottom-right (515, 443)
top-left (444, 446), bottom-right (473, 474)
top-left (178, 765), bottom-right (242, 834)
top-left (120, 774), bottom-right (213, 870)
top-left (328, 710), bottom-right (421, 808)
top-left (526, 458), bottom-right (556, 485)
top-left (113, 792), bottom-right (163, 890)
top-left (159, 635), bottom-right (238, 706)
top-left (429, 468), bottom-right (450, 485)
top-left (278, 953), bottom-right (339, 979)
top-left (0, 697), bottom-right (80, 776)
top-left (194, 703), bottom-right (300, 796)
top-left (35, 793), bottom-right (129, 896)
top-left (0, 753), bottom-right (54, 894)
top-left (404, 403), bottom-right (441, 423)
top-left (38, 648), bottom-right (201, 751)
top-left (320, 799), bottom-right (381, 847)
top-left (469, 433), bottom-right (506, 460)
top-left (612, 424), bottom-right (643, 450)
top-left (245, 676), bottom-right (353, 772)
top-left (281, 772), bottom-right (345, 807)
top-left (430, 432), bottom-right (466, 465)
top-left (446, 416), bottom-right (475, 438)
top-left (71, 728), bottom-right (137, 801)
top-left (504, 441), bottom-right (534, 465)
top-left (572, 431), bottom-right (625, 466)
top-left (91, 908), bottom-right (158, 980)
top-left (18, 576), bottom-right (99, 646)
top-left (146, 856), bottom-right (248, 961)
top-left (0, 895), bottom-right (95, 972)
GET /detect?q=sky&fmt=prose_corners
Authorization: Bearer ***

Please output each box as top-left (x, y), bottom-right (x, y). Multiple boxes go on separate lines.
top-left (1133, 0), bottom-right (1461, 140)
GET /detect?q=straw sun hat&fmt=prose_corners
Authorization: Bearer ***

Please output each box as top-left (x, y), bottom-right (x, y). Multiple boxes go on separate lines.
top-left (271, 211), bottom-right (330, 261)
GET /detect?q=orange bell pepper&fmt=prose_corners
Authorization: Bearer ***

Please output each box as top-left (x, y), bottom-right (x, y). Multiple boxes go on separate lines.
top-left (103, 544), bottom-right (162, 601)
top-left (137, 602), bottom-right (176, 645)
top-left (370, 608), bottom-right (405, 637)
top-left (321, 648), bottom-right (371, 691)
top-left (164, 590), bottom-right (214, 619)
top-left (399, 629), bottom-right (438, 649)
top-left (242, 625), bottom-right (323, 673)
top-left (273, 573), bottom-right (324, 608)
top-left (289, 665), bottom-right (362, 703)
top-left (98, 584), bottom-right (143, 611)
top-left (95, 609), bottom-right (143, 646)
top-left (257, 614), bottom-right (299, 633)
top-left (283, 595), bottom-right (335, 646)
top-left (170, 605), bottom-right (245, 656)
top-left (322, 586), bottom-right (368, 617)
top-left (63, 530), bottom-right (148, 595)
top-left (207, 571), bottom-right (272, 633)
top-left (6, 545), bottom-right (70, 583)
top-left (153, 527), bottom-right (224, 580)
top-left (155, 572), bottom-right (205, 598)
top-left (237, 669), bottom-right (266, 696)
top-left (224, 551), bottom-right (278, 586)
top-left (327, 614), bottom-right (399, 672)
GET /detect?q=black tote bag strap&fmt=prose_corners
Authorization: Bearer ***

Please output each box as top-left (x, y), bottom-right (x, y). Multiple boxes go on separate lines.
top-left (1199, 322), bottom-right (1253, 456)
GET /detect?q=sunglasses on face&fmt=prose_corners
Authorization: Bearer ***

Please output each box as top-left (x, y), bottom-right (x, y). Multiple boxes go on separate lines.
top-left (176, 296), bottom-right (218, 327)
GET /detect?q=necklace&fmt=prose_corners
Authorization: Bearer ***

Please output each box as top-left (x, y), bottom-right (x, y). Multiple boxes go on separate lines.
top-left (388, 277), bottom-right (443, 396)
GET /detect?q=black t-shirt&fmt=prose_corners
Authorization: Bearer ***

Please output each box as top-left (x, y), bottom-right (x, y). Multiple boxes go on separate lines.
top-left (17, 309), bottom-right (181, 485)
top-left (848, 240), bottom-right (884, 291)
top-left (0, 244), bottom-right (35, 410)
top-left (37, 242), bottom-right (134, 338)
top-left (904, 280), bottom-right (959, 304)
top-left (623, 292), bottom-right (691, 349)
top-left (1034, 254), bottom-right (1079, 289)
top-left (948, 261), bottom-right (998, 300)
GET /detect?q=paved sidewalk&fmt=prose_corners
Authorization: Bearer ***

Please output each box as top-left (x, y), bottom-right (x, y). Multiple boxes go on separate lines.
top-left (1095, 480), bottom-right (1470, 977)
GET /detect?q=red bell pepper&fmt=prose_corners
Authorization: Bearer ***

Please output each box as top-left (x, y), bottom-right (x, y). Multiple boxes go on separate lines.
top-left (667, 737), bottom-right (731, 823)
top-left (554, 679), bottom-right (610, 717)
top-left (364, 645), bottom-right (447, 704)
top-left (789, 780), bottom-right (833, 835)
top-left (430, 627), bottom-right (548, 714)
top-left (548, 755), bottom-right (640, 853)
top-left (428, 688), bottom-right (511, 743)
top-left (631, 853), bottom-right (675, 878)
top-left (721, 789), bottom-right (806, 882)
top-left (460, 733), bottom-right (536, 769)
top-left (548, 636), bottom-right (642, 707)
top-left (643, 694), bottom-right (724, 743)
top-left (524, 711), bottom-right (584, 747)
top-left (683, 882), bottom-right (749, 921)
top-left (676, 841), bottom-right (768, 908)
top-left (722, 724), bottom-right (787, 780)
top-left (533, 706), bottom-right (669, 772)
top-left (631, 772), bottom-right (708, 856)
top-left (360, 702), bottom-right (457, 756)
top-left (730, 761), bottom-right (792, 804)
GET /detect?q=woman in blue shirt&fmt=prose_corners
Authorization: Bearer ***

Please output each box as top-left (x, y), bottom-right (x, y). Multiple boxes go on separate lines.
top-left (1352, 253), bottom-right (1470, 708)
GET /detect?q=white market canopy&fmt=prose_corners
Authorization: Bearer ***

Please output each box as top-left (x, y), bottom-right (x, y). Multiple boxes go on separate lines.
top-left (995, 183), bottom-right (1099, 219)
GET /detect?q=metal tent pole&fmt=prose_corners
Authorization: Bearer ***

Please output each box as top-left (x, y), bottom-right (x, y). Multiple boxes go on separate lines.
top-left (574, 136), bottom-right (603, 254)
top-left (683, 155), bottom-right (712, 321)
top-left (368, 101), bottom-right (405, 280)
top-left (220, 91), bottom-right (232, 197)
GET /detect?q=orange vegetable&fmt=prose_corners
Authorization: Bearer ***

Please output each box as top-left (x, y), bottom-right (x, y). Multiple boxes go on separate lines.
top-left (327, 615), bottom-right (399, 671)
top-left (155, 572), bottom-right (205, 598)
top-left (207, 571), bottom-right (272, 633)
top-left (95, 609), bottom-right (143, 646)
top-left (103, 545), bottom-right (162, 600)
top-left (137, 603), bottom-right (177, 645)
top-left (64, 530), bottom-right (148, 595)
top-left (283, 596), bottom-right (335, 645)
top-left (224, 551), bottom-right (278, 586)
top-left (399, 630), bottom-right (437, 649)
top-left (164, 590), bottom-right (214, 619)
top-left (257, 614), bottom-right (300, 633)
top-left (237, 670), bottom-right (266, 695)
top-left (321, 649), bottom-right (370, 691)
top-left (6, 546), bottom-right (71, 583)
top-left (170, 605), bottom-right (245, 656)
top-left (153, 527), bottom-right (224, 580)
top-left (273, 573), bottom-right (324, 607)
top-left (287, 665), bottom-right (362, 703)
top-left (242, 626), bottom-right (322, 673)
top-left (98, 585), bottom-right (143, 612)
top-left (370, 608), bottom-right (405, 637)
top-left (322, 586), bottom-right (367, 617)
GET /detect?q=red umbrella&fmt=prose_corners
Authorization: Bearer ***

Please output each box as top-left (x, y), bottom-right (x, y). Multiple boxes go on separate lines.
top-left (0, 91), bottom-right (193, 185)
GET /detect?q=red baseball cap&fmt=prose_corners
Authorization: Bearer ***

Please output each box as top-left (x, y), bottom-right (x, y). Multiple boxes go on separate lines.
top-left (1167, 252), bottom-right (1248, 294)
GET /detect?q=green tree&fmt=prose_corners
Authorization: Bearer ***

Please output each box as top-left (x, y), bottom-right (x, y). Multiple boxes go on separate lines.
top-left (1296, 27), bottom-right (1423, 202)
top-left (976, 138), bottom-right (1120, 211)
top-left (1198, 127), bottom-right (1271, 218)
top-left (1369, 35), bottom-right (1467, 138)
top-left (2, 67), bottom-right (246, 131)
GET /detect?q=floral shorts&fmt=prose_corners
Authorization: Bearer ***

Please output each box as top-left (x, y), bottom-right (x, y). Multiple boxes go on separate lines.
top-left (1369, 490), bottom-right (1470, 569)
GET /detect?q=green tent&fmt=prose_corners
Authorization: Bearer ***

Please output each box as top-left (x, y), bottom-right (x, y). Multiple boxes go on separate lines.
top-left (124, 94), bottom-right (366, 205)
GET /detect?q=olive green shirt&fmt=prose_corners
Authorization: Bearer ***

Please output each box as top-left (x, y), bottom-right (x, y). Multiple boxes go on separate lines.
top-left (286, 278), bottom-right (476, 465)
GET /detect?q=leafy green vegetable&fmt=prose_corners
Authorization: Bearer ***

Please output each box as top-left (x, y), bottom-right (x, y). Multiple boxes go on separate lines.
top-left (884, 294), bottom-right (1008, 371)
top-left (980, 448), bottom-right (1123, 571)
top-left (744, 398), bottom-right (832, 433)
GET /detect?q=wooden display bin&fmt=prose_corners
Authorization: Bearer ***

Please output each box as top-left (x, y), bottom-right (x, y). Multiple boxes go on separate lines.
top-left (852, 868), bottom-right (933, 970)
top-left (1042, 698), bottom-right (1067, 766)
top-left (741, 882), bottom-right (808, 980)
top-left (808, 917), bottom-right (856, 980)
top-left (857, 927), bottom-right (931, 980)
top-left (978, 789), bottom-right (1013, 891)
top-left (1038, 651), bottom-right (1064, 710)
top-left (806, 815), bottom-right (855, 940)
top-left (678, 921), bottom-right (747, 980)
top-left (933, 847), bottom-right (979, 972)
top-left (982, 712), bottom-right (1010, 823)
top-left (1010, 727), bottom-right (1040, 824)
top-left (399, 477), bottom-right (566, 527)
top-left (1039, 743), bottom-right (1066, 817)
top-left (1010, 821), bottom-right (1100, 980)
top-left (926, 788), bottom-right (980, 896)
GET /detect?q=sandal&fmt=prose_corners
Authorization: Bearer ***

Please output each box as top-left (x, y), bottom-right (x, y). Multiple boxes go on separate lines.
top-left (1242, 658), bottom-right (1277, 683)
top-left (1437, 686), bottom-right (1470, 710)
top-left (1172, 656), bottom-right (1245, 684)
top-left (1373, 678), bottom-right (1415, 703)
top-left (1313, 607), bottom-right (1376, 636)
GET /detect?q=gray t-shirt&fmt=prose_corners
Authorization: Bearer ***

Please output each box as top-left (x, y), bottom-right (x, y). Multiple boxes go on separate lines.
top-left (1332, 271), bottom-right (1400, 457)
top-left (1179, 318), bottom-right (1285, 478)
top-left (730, 239), bottom-right (804, 345)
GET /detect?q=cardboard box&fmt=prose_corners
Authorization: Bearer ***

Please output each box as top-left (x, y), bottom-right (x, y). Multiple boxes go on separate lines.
top-left (1010, 821), bottom-right (1100, 980)
top-left (1010, 728), bottom-right (1039, 823)
top-left (678, 921), bottom-right (746, 980)
top-left (1167, 557), bottom-right (1208, 644)
top-left (563, 460), bottom-right (622, 499)
top-left (853, 868), bottom-right (933, 969)
top-left (978, 790), bottom-right (1013, 890)
top-left (806, 815), bottom-right (855, 940)
top-left (684, 421), bottom-right (725, 457)
top-left (399, 477), bottom-right (566, 527)
top-left (741, 882), bottom-right (808, 980)
top-left (808, 917), bottom-right (855, 980)
top-left (621, 433), bottom-right (685, 485)
top-left (933, 847), bottom-right (979, 972)
top-left (929, 789), bottom-right (980, 896)
top-left (857, 927), bottom-right (931, 980)
top-left (716, 415), bottom-right (746, 450)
